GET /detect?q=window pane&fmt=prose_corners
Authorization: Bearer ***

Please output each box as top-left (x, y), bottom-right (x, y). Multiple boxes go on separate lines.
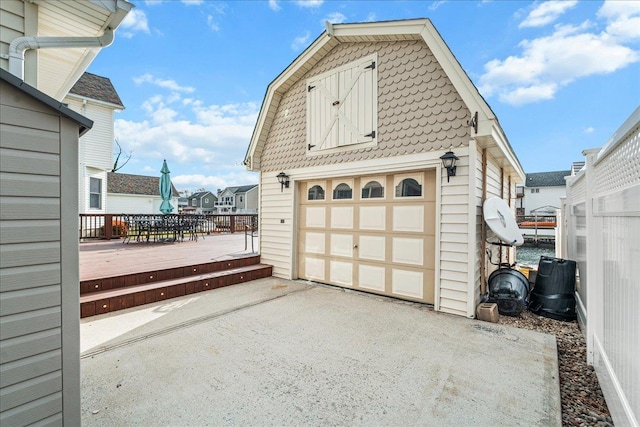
top-left (308, 185), bottom-right (325, 200)
top-left (90, 177), bottom-right (101, 193)
top-left (333, 183), bottom-right (352, 200)
top-left (90, 194), bottom-right (101, 209)
top-left (362, 181), bottom-right (384, 199)
top-left (89, 177), bottom-right (102, 209)
top-left (395, 178), bottom-right (422, 197)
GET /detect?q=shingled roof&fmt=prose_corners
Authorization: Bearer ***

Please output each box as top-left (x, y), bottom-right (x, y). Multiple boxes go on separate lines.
top-left (227, 184), bottom-right (258, 194)
top-left (525, 170), bottom-right (571, 187)
top-left (107, 172), bottom-right (179, 197)
top-left (69, 72), bottom-right (124, 108)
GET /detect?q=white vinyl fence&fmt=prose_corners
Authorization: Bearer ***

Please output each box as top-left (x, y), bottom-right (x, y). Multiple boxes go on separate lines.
top-left (562, 107), bottom-right (639, 427)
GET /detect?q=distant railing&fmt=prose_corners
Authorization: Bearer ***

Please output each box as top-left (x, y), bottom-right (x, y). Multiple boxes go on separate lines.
top-left (516, 214), bottom-right (557, 227)
top-left (79, 213), bottom-right (259, 241)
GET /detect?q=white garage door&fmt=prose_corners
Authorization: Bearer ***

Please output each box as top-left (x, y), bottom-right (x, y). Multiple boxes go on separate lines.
top-left (298, 170), bottom-right (436, 304)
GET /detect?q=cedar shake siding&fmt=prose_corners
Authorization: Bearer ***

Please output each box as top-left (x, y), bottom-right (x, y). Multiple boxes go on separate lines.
top-left (260, 40), bottom-right (470, 172)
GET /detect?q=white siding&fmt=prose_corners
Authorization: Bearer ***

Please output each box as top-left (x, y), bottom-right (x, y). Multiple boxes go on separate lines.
top-left (107, 194), bottom-right (179, 215)
top-left (0, 0), bottom-right (26, 73)
top-left (1, 81), bottom-right (81, 426)
top-left (259, 150), bottom-right (481, 317)
top-left (523, 186), bottom-right (566, 215)
top-left (66, 98), bottom-right (114, 170)
top-left (439, 147), bottom-right (471, 317)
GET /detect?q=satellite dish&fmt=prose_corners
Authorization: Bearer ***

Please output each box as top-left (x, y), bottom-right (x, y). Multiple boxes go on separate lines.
top-left (483, 197), bottom-right (524, 246)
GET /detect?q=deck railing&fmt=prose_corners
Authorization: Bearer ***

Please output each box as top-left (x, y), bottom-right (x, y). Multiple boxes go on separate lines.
top-left (516, 214), bottom-right (557, 227)
top-left (79, 213), bottom-right (258, 241)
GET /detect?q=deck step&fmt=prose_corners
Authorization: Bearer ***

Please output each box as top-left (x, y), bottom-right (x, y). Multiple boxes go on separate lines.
top-left (80, 263), bottom-right (272, 318)
top-left (80, 255), bottom-right (261, 295)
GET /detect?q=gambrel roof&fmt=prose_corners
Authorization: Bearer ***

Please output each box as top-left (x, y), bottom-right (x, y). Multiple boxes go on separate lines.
top-left (68, 72), bottom-right (124, 109)
top-left (245, 18), bottom-right (525, 181)
top-left (107, 172), bottom-right (179, 197)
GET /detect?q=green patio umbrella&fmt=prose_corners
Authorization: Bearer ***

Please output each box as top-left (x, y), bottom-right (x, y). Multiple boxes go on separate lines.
top-left (159, 159), bottom-right (174, 214)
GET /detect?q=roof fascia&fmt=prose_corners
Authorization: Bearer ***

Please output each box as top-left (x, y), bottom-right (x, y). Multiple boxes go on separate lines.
top-left (1, 68), bottom-right (94, 135)
top-left (245, 30), bottom-right (335, 170)
top-left (65, 92), bottom-right (124, 110)
top-left (419, 21), bottom-right (525, 180)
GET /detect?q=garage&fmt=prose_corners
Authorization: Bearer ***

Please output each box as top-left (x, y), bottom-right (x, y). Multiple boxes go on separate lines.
top-left (298, 169), bottom-right (436, 304)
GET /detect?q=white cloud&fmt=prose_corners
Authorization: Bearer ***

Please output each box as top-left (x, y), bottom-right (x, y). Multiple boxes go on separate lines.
top-left (295, 0), bottom-right (323, 8)
top-left (133, 74), bottom-right (196, 93)
top-left (366, 12), bottom-right (376, 22)
top-left (479, 18), bottom-right (640, 105)
top-left (119, 9), bottom-right (150, 38)
top-left (598, 0), bottom-right (640, 42)
top-left (144, 0), bottom-right (163, 5)
top-left (269, 0), bottom-right (281, 11)
top-left (519, 1), bottom-right (578, 28)
top-left (291, 31), bottom-right (311, 51)
top-left (181, 0), bottom-right (203, 5)
top-left (324, 12), bottom-right (346, 25)
top-left (429, 1), bottom-right (447, 11)
top-left (207, 14), bottom-right (220, 31)
top-left (584, 127), bottom-right (595, 134)
top-left (114, 94), bottom-right (259, 192)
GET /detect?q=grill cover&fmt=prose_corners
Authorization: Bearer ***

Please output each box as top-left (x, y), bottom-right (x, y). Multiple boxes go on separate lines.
top-left (487, 268), bottom-right (530, 316)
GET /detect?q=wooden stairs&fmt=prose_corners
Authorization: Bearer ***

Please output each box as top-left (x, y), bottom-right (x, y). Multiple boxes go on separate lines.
top-left (80, 255), bottom-right (272, 318)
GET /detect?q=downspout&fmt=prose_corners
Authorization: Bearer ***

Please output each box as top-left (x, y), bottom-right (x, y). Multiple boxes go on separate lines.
top-left (8, 28), bottom-right (114, 80)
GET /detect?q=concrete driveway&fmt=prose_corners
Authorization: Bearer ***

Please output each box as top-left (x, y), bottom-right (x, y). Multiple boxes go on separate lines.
top-left (81, 278), bottom-right (561, 426)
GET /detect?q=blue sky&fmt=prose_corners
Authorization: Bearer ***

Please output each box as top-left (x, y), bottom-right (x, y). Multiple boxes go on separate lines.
top-left (87, 0), bottom-right (640, 194)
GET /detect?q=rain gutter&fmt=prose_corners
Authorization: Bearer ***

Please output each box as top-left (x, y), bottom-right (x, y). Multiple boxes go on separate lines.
top-left (8, 28), bottom-right (114, 80)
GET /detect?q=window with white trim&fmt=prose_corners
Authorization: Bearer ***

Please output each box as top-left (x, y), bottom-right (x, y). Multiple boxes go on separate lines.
top-left (362, 180), bottom-right (384, 199)
top-left (89, 177), bottom-right (102, 209)
top-left (333, 183), bottom-right (353, 200)
top-left (306, 54), bottom-right (377, 154)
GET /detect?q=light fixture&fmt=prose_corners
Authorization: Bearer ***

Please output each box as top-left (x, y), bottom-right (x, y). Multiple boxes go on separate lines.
top-left (276, 172), bottom-right (290, 192)
top-left (440, 151), bottom-right (459, 182)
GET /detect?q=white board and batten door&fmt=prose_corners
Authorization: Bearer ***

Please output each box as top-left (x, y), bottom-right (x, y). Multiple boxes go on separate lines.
top-left (298, 170), bottom-right (436, 304)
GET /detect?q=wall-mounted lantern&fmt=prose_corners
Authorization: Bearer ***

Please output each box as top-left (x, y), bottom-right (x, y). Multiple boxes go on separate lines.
top-left (439, 151), bottom-right (459, 182)
top-left (276, 172), bottom-right (290, 192)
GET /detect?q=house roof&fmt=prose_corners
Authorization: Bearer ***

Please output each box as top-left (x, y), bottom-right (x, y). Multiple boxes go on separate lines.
top-left (525, 171), bottom-right (571, 187)
top-left (68, 72), bottom-right (124, 108)
top-left (226, 184), bottom-right (258, 194)
top-left (244, 18), bottom-right (525, 182)
top-left (1, 68), bottom-right (93, 136)
top-left (107, 172), bottom-right (179, 197)
top-left (189, 191), bottom-right (216, 199)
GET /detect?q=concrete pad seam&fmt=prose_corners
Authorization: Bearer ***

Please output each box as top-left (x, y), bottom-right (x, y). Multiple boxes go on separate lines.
top-left (80, 284), bottom-right (313, 359)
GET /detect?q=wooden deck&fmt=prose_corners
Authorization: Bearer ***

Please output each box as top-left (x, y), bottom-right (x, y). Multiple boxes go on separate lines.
top-left (80, 233), bottom-right (258, 281)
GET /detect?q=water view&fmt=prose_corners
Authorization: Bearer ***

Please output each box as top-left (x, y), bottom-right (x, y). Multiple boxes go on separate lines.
top-left (516, 244), bottom-right (556, 266)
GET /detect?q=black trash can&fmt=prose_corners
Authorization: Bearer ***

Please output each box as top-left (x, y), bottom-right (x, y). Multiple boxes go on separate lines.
top-left (487, 268), bottom-right (530, 316)
top-left (529, 256), bottom-right (577, 321)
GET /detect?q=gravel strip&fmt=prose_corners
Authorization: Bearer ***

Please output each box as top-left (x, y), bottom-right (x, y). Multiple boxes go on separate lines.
top-left (498, 311), bottom-right (614, 426)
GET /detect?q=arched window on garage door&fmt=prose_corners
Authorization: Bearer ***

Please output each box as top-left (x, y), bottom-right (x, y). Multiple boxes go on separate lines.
top-left (361, 180), bottom-right (384, 199)
top-left (333, 183), bottom-right (353, 200)
top-left (308, 185), bottom-right (325, 200)
top-left (395, 178), bottom-right (422, 197)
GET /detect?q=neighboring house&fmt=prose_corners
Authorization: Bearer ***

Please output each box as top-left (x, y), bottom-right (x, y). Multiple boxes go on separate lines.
top-left (178, 196), bottom-right (189, 213)
top-left (216, 185), bottom-right (259, 213)
top-left (519, 170), bottom-right (570, 216)
top-left (106, 172), bottom-right (180, 214)
top-left (245, 19), bottom-right (525, 318)
top-left (188, 191), bottom-right (217, 214)
top-left (64, 72), bottom-right (125, 214)
top-left (0, 1), bottom-right (131, 425)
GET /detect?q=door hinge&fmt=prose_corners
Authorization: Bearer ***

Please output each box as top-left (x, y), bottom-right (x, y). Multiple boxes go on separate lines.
top-left (364, 61), bottom-right (376, 70)
top-left (365, 131), bottom-right (376, 138)
top-left (308, 144), bottom-right (316, 150)
top-left (308, 85), bottom-right (315, 92)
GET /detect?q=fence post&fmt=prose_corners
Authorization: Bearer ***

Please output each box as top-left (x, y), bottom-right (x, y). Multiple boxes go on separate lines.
top-left (583, 148), bottom-right (601, 365)
top-left (104, 214), bottom-right (113, 240)
top-left (230, 215), bottom-right (236, 233)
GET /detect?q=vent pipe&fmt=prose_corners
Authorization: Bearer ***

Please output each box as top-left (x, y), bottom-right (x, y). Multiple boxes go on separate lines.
top-left (8, 28), bottom-right (114, 80)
